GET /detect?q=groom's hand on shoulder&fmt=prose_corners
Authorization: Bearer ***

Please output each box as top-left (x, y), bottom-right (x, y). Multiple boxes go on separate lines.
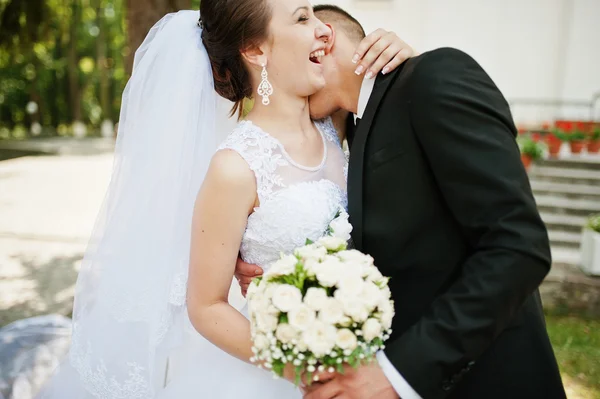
top-left (234, 256), bottom-right (263, 297)
top-left (303, 362), bottom-right (399, 399)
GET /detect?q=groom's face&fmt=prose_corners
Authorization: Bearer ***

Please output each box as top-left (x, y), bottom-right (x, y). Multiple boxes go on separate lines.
top-left (308, 24), bottom-right (357, 119)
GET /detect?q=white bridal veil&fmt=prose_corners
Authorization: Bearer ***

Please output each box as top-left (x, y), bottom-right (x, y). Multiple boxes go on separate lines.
top-left (40, 10), bottom-right (237, 398)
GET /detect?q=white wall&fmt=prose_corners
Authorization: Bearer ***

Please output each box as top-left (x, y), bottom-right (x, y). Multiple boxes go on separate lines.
top-left (313, 0), bottom-right (600, 124)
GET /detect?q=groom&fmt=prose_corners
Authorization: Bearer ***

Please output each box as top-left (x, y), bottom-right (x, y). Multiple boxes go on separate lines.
top-left (237, 4), bottom-right (566, 399)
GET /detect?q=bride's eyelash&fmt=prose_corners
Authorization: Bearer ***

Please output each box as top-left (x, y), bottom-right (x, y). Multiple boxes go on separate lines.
top-left (298, 15), bottom-right (309, 23)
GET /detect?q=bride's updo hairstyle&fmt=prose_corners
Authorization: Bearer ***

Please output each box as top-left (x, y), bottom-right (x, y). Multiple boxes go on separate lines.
top-left (199, 0), bottom-right (272, 115)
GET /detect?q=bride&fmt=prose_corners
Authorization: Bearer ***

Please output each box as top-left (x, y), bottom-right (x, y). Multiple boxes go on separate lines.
top-left (39, 1), bottom-right (411, 398)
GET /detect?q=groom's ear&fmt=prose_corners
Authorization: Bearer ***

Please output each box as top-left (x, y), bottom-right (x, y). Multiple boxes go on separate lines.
top-left (324, 23), bottom-right (335, 55)
top-left (240, 46), bottom-right (267, 69)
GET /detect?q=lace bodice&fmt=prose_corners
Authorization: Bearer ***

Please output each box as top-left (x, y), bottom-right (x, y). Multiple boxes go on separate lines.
top-left (218, 118), bottom-right (348, 268)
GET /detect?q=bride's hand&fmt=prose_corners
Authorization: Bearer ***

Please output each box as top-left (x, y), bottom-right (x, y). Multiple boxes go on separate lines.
top-left (352, 29), bottom-right (415, 79)
top-left (283, 364), bottom-right (336, 389)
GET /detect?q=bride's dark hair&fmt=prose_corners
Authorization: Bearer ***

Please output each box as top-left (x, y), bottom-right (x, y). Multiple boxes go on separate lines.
top-left (199, 0), bottom-right (272, 116)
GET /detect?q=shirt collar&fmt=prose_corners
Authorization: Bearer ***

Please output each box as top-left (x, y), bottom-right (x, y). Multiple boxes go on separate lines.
top-left (354, 77), bottom-right (376, 122)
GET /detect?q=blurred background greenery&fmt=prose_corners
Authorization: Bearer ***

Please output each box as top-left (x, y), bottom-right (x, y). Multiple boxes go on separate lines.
top-left (0, 0), bottom-right (201, 140)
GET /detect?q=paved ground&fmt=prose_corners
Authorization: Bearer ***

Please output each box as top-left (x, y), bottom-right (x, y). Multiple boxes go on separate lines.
top-left (0, 153), bottom-right (113, 325)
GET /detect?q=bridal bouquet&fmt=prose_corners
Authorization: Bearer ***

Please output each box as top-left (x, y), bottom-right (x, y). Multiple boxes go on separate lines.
top-left (247, 210), bottom-right (394, 384)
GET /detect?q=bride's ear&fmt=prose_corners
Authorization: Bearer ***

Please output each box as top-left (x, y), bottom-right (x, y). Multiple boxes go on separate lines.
top-left (241, 46), bottom-right (267, 69)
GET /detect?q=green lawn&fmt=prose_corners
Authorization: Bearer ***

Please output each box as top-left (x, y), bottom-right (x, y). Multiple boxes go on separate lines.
top-left (546, 314), bottom-right (600, 399)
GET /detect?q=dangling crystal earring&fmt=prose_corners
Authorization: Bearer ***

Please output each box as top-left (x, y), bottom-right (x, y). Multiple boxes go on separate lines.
top-left (257, 63), bottom-right (273, 105)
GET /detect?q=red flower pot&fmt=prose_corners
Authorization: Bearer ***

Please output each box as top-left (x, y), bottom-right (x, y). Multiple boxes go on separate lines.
top-left (570, 141), bottom-right (586, 154)
top-left (588, 140), bottom-right (600, 154)
top-left (521, 154), bottom-right (532, 170)
top-left (545, 135), bottom-right (562, 157)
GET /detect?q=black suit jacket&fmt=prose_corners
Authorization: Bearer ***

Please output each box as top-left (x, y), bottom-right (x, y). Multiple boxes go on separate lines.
top-left (347, 48), bottom-right (565, 399)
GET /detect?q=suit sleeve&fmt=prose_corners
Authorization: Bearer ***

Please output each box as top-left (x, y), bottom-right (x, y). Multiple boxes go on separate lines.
top-left (382, 48), bottom-right (552, 398)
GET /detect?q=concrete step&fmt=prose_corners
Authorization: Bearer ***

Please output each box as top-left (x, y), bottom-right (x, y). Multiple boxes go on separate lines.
top-left (535, 195), bottom-right (600, 217)
top-left (528, 166), bottom-right (600, 185)
top-left (551, 246), bottom-right (581, 266)
top-left (548, 230), bottom-right (582, 249)
top-left (540, 212), bottom-right (587, 232)
top-left (536, 155), bottom-right (600, 171)
top-left (531, 180), bottom-right (600, 200)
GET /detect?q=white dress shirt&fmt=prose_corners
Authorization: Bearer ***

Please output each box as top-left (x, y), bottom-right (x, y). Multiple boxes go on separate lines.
top-left (356, 77), bottom-right (423, 399)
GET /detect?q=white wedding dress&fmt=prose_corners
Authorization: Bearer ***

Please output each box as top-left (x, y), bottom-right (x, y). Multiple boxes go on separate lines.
top-left (158, 117), bottom-right (348, 398)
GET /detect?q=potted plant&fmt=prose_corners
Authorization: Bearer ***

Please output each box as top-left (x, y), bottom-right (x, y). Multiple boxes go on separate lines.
top-left (568, 130), bottom-right (587, 154)
top-left (587, 127), bottom-right (600, 154)
top-left (581, 214), bottom-right (600, 276)
top-left (545, 128), bottom-right (564, 158)
top-left (517, 135), bottom-right (544, 170)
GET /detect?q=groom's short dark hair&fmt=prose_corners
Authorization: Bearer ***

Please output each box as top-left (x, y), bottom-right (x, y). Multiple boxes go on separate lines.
top-left (313, 5), bottom-right (366, 44)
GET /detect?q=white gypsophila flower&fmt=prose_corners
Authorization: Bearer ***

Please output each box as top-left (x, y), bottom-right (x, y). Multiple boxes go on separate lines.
top-left (253, 333), bottom-right (270, 351)
top-left (288, 304), bottom-right (317, 332)
top-left (337, 275), bottom-right (365, 296)
top-left (266, 254), bottom-right (298, 277)
top-left (295, 244), bottom-right (327, 262)
top-left (304, 287), bottom-right (329, 311)
top-left (329, 211), bottom-right (353, 242)
top-left (360, 281), bottom-right (384, 310)
top-left (271, 285), bottom-right (303, 312)
top-left (318, 236), bottom-right (348, 252)
top-left (362, 318), bottom-right (383, 342)
top-left (335, 290), bottom-right (369, 322)
top-left (255, 312), bottom-right (279, 333)
top-left (302, 321), bottom-right (337, 357)
top-left (315, 255), bottom-right (343, 287)
top-left (318, 297), bottom-right (345, 324)
top-left (335, 328), bottom-right (358, 350)
top-left (275, 323), bottom-right (298, 344)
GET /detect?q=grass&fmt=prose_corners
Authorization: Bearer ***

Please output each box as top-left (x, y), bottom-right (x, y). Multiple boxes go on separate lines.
top-left (546, 313), bottom-right (600, 399)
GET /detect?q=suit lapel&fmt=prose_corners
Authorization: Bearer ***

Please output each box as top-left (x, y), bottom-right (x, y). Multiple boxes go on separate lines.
top-left (348, 68), bottom-right (402, 250)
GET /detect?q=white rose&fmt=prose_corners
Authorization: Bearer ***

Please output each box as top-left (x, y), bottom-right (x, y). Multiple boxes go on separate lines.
top-left (288, 305), bottom-right (317, 331)
top-left (275, 323), bottom-right (298, 344)
top-left (255, 312), bottom-right (278, 333)
top-left (335, 328), bottom-right (358, 350)
top-left (266, 254), bottom-right (298, 277)
top-left (329, 211), bottom-right (353, 242)
top-left (380, 308), bottom-right (394, 330)
top-left (248, 296), bottom-right (270, 319)
top-left (338, 316), bottom-right (353, 327)
top-left (336, 291), bottom-right (369, 322)
top-left (253, 333), bottom-right (270, 351)
top-left (318, 298), bottom-right (345, 324)
top-left (337, 275), bottom-right (365, 295)
top-left (295, 244), bottom-right (327, 261)
top-left (380, 284), bottom-right (392, 301)
top-left (362, 318), bottom-right (382, 342)
top-left (302, 321), bottom-right (337, 357)
top-left (303, 258), bottom-right (321, 277)
top-left (360, 281), bottom-right (383, 310)
top-left (318, 236), bottom-right (348, 252)
top-left (315, 256), bottom-right (343, 287)
top-left (271, 285), bottom-right (303, 312)
top-left (304, 287), bottom-right (329, 311)
top-left (366, 266), bottom-right (384, 283)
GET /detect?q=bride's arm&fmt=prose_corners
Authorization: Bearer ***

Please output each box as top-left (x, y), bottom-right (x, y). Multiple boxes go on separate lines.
top-left (186, 149), bottom-right (257, 363)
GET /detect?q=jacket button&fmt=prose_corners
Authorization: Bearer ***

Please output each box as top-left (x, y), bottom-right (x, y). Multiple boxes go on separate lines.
top-left (441, 382), bottom-right (452, 391)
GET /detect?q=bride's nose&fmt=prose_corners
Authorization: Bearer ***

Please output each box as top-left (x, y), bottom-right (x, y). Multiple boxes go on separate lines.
top-left (315, 21), bottom-right (332, 43)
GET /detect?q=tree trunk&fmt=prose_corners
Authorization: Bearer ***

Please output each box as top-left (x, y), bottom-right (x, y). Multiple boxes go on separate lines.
top-left (125, 0), bottom-right (192, 76)
top-left (96, 0), bottom-right (111, 121)
top-left (67, 0), bottom-right (82, 123)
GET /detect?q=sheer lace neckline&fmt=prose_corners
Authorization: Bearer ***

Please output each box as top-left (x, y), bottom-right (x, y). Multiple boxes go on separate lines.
top-left (239, 120), bottom-right (328, 172)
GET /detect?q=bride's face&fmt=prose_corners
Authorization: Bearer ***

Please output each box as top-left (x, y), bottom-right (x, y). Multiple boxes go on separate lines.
top-left (259, 0), bottom-right (332, 98)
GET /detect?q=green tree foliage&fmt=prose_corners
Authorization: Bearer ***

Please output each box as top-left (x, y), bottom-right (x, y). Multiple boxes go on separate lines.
top-left (0, 0), bottom-right (200, 139)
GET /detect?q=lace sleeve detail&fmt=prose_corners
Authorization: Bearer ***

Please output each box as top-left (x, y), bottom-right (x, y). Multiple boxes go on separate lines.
top-left (315, 117), bottom-right (341, 147)
top-left (217, 122), bottom-right (288, 203)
